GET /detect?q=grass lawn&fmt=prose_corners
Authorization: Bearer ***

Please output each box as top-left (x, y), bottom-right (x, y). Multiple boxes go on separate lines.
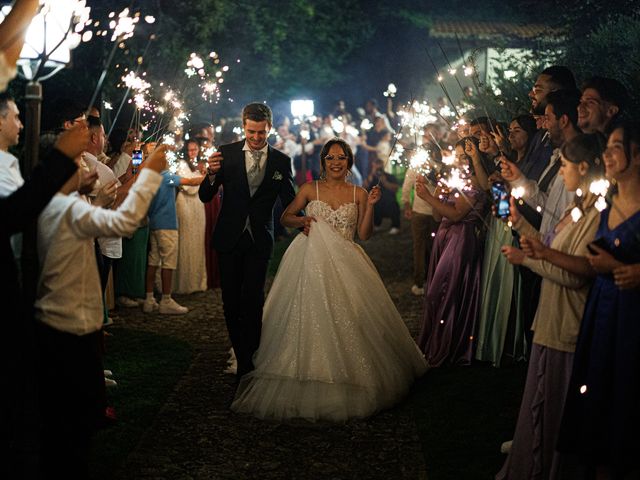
top-left (89, 328), bottom-right (193, 480)
top-left (410, 362), bottom-right (527, 480)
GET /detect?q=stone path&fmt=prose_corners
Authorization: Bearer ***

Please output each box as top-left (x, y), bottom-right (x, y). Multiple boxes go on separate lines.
top-left (113, 221), bottom-right (429, 479)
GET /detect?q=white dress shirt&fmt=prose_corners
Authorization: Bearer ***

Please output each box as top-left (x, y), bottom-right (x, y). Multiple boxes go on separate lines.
top-left (111, 152), bottom-right (132, 179)
top-left (83, 151), bottom-right (123, 258)
top-left (242, 141), bottom-right (268, 172)
top-left (35, 169), bottom-right (162, 335)
top-left (0, 150), bottom-right (25, 258)
top-left (0, 149), bottom-right (24, 196)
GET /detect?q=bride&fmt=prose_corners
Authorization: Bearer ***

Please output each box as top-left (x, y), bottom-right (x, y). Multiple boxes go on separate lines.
top-left (231, 138), bottom-right (427, 422)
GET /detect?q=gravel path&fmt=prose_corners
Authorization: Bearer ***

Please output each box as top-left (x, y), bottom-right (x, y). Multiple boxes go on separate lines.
top-left (113, 220), bottom-right (429, 479)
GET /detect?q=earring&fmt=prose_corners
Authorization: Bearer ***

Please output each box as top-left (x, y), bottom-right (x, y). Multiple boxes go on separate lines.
top-left (320, 169), bottom-right (326, 180)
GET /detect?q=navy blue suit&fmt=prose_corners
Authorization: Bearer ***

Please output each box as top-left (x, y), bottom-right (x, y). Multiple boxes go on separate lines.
top-left (199, 140), bottom-right (296, 377)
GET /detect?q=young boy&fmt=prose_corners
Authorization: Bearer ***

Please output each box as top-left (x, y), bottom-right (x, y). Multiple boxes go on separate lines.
top-left (143, 163), bottom-right (202, 314)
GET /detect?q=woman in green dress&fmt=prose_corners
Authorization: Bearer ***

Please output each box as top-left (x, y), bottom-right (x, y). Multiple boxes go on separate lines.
top-left (473, 115), bottom-right (536, 366)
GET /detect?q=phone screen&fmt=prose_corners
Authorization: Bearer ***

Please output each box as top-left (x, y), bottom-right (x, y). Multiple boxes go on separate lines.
top-left (491, 182), bottom-right (510, 219)
top-left (132, 150), bottom-right (143, 172)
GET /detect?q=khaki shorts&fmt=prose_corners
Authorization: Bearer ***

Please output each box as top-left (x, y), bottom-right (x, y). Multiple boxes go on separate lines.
top-left (148, 229), bottom-right (178, 270)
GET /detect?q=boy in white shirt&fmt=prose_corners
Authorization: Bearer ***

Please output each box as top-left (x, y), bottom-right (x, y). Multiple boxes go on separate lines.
top-left (34, 144), bottom-right (168, 477)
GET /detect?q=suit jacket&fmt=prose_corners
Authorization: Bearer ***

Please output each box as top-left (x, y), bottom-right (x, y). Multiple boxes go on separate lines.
top-left (199, 140), bottom-right (296, 255)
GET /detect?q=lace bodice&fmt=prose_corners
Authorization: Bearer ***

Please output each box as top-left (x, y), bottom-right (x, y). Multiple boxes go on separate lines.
top-left (306, 182), bottom-right (358, 241)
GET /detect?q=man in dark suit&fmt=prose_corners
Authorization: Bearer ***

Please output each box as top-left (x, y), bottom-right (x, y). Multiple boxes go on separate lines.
top-left (199, 103), bottom-right (296, 379)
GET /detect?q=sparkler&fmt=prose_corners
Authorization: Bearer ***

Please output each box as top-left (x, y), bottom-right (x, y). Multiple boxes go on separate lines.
top-left (87, 7), bottom-right (143, 115)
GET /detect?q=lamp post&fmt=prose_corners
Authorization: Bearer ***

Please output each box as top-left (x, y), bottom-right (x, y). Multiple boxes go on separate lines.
top-left (0, 0), bottom-right (90, 302)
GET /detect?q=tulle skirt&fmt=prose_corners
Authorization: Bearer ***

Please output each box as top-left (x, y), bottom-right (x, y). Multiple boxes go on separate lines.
top-left (231, 218), bottom-right (427, 422)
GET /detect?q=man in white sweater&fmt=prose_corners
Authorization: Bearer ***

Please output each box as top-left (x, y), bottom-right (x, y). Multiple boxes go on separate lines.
top-left (34, 144), bottom-right (168, 478)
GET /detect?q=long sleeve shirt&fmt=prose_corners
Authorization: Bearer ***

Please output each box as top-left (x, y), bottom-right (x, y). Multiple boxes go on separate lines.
top-left (35, 168), bottom-right (162, 335)
top-left (522, 201), bottom-right (599, 352)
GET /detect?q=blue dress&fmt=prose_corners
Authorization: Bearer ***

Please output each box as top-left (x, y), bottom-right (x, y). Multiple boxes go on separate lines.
top-left (559, 207), bottom-right (640, 475)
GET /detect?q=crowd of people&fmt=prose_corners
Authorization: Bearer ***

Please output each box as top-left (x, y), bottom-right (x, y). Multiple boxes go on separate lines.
top-left (404, 67), bottom-right (639, 479)
top-left (1, 2), bottom-right (639, 479)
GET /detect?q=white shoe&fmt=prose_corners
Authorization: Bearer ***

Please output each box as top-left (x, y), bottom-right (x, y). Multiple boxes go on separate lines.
top-left (142, 297), bottom-right (159, 313)
top-left (411, 284), bottom-right (424, 296)
top-left (158, 297), bottom-right (188, 315)
top-left (105, 378), bottom-right (118, 388)
top-left (104, 370), bottom-right (113, 378)
top-left (500, 440), bottom-right (512, 454)
top-left (116, 296), bottom-right (140, 308)
top-left (388, 227), bottom-right (400, 235)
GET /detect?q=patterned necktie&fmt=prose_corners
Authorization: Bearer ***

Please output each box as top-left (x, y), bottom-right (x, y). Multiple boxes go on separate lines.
top-left (249, 150), bottom-right (262, 176)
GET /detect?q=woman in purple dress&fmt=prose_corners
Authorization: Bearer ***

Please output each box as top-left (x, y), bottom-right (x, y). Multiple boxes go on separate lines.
top-left (415, 138), bottom-right (488, 367)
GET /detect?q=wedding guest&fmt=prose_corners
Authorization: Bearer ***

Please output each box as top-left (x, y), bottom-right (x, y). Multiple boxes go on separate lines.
top-left (173, 139), bottom-right (206, 293)
top-left (577, 76), bottom-right (629, 135)
top-left (35, 145), bottom-right (166, 478)
top-left (1, 123), bottom-right (89, 479)
top-left (401, 159), bottom-right (439, 296)
top-left (143, 161), bottom-right (202, 314)
top-left (475, 115), bottom-right (537, 366)
top-left (559, 121), bottom-right (640, 478)
top-left (364, 158), bottom-right (401, 234)
top-left (416, 138), bottom-right (488, 366)
top-left (0, 92), bottom-right (24, 260)
top-left (498, 132), bottom-right (605, 479)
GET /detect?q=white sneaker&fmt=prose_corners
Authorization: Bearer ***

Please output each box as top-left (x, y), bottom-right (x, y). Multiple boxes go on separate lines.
top-left (411, 284), bottom-right (424, 296)
top-left (104, 370), bottom-right (113, 378)
top-left (500, 440), bottom-right (512, 454)
top-left (105, 378), bottom-right (118, 388)
top-left (116, 296), bottom-right (140, 308)
top-left (158, 297), bottom-right (188, 315)
top-left (142, 297), bottom-right (159, 313)
top-left (388, 227), bottom-right (400, 235)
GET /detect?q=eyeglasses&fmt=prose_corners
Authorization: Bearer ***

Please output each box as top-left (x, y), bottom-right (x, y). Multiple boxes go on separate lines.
top-left (324, 155), bottom-right (348, 161)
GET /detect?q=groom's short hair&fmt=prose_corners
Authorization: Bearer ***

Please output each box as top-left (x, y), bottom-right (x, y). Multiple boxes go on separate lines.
top-left (242, 103), bottom-right (272, 126)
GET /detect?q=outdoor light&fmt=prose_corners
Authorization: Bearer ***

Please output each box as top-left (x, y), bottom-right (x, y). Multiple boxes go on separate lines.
top-left (290, 99), bottom-right (314, 119)
top-left (0, 0), bottom-right (91, 81)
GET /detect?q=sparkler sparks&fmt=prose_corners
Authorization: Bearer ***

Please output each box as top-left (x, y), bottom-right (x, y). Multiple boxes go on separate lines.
top-left (383, 83), bottom-right (397, 98)
top-left (511, 186), bottom-right (525, 199)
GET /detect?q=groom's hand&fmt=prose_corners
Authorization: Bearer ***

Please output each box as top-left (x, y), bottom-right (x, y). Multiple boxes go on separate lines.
top-left (206, 151), bottom-right (223, 175)
top-left (302, 216), bottom-right (316, 236)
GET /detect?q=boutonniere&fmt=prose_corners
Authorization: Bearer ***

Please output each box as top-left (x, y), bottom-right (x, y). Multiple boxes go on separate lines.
top-left (272, 171), bottom-right (283, 181)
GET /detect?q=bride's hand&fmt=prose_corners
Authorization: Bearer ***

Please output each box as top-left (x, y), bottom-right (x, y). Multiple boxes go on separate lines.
top-left (302, 216), bottom-right (316, 236)
top-left (368, 185), bottom-right (381, 206)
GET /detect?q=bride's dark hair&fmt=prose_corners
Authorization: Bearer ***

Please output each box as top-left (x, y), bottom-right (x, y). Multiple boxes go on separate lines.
top-left (320, 138), bottom-right (354, 174)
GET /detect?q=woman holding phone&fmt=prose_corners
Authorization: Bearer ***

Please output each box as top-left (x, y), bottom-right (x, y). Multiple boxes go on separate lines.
top-left (558, 120), bottom-right (640, 478)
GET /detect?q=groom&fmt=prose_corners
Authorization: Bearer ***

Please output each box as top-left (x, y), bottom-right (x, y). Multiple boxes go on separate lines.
top-left (199, 103), bottom-right (296, 379)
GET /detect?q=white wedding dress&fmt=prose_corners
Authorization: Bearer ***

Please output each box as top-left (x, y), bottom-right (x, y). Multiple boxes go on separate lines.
top-left (231, 182), bottom-right (427, 422)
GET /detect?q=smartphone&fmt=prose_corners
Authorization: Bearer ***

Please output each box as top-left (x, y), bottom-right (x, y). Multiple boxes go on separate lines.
top-left (131, 149), bottom-right (143, 173)
top-left (491, 181), bottom-right (510, 219)
top-left (587, 237), bottom-right (612, 255)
